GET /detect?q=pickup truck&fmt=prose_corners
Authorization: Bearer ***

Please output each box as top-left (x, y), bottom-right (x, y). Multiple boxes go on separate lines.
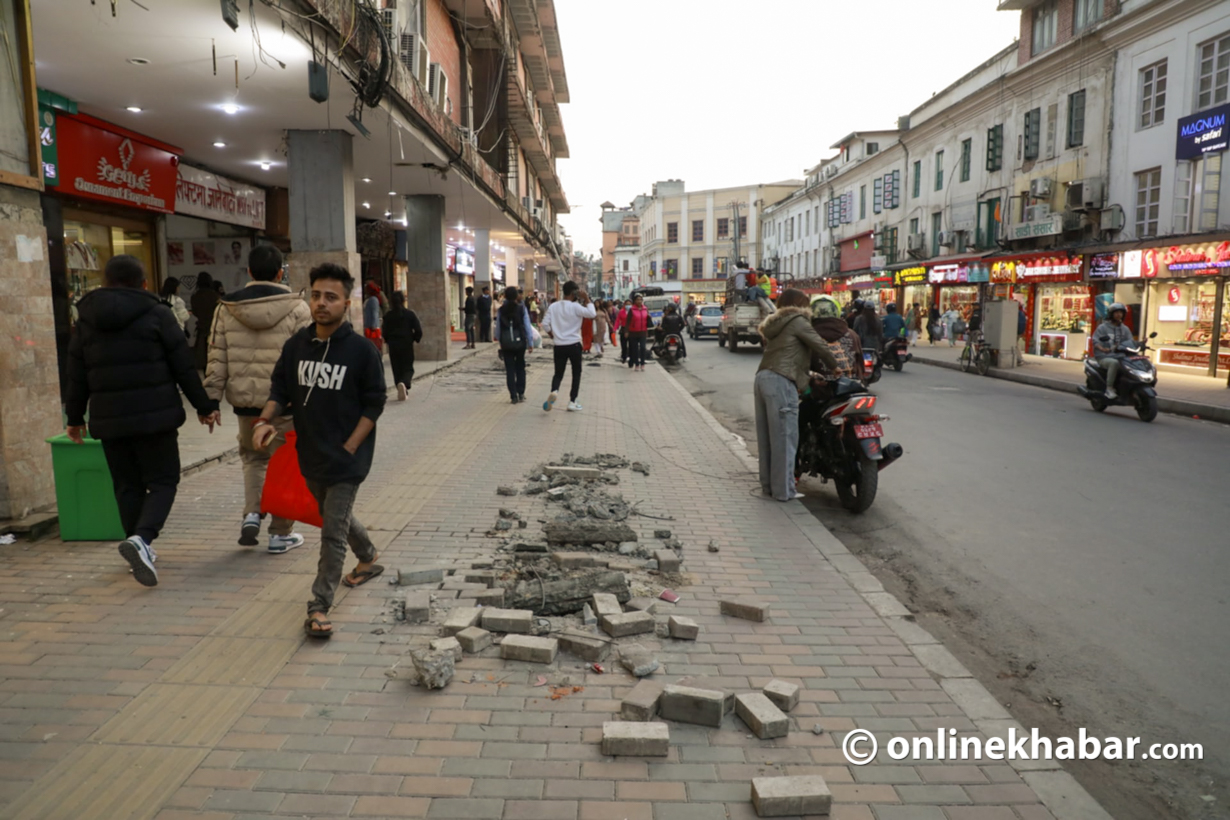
top-left (719, 293), bottom-right (772, 351)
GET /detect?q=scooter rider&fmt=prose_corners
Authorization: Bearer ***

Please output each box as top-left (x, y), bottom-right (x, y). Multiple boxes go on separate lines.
top-left (881, 303), bottom-right (907, 342)
top-left (657, 303), bottom-right (687, 359)
top-left (1092, 303), bottom-right (1134, 400)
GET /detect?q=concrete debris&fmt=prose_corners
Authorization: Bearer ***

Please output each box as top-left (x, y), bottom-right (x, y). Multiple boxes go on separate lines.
top-left (543, 465), bottom-right (602, 480)
top-left (581, 604), bottom-right (597, 626)
top-left (750, 776), bottom-right (832, 818)
top-left (498, 508), bottom-right (521, 520)
top-left (431, 636), bottom-right (463, 661)
top-left (494, 519), bottom-right (513, 531)
top-left (496, 486), bottom-right (518, 496)
top-left (507, 570), bottom-right (631, 616)
top-left (621, 679), bottom-right (665, 721)
top-left (707, 540), bottom-right (720, 553)
top-left (556, 628), bottom-right (611, 662)
top-left (631, 462), bottom-right (650, 475)
top-left (668, 615), bottom-right (699, 640)
top-left (397, 567), bottom-right (446, 586)
top-left (618, 644), bottom-right (660, 677)
top-left (763, 680), bottom-right (800, 713)
top-left (602, 721), bottom-right (669, 756)
top-left (410, 648), bottom-right (455, 689)
top-left (654, 529), bottom-right (672, 539)
top-left (455, 627), bottom-right (493, 654)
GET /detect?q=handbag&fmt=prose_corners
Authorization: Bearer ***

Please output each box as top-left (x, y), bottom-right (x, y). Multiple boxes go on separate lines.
top-left (260, 431), bottom-right (324, 528)
top-left (499, 308), bottom-right (527, 351)
top-left (953, 319), bottom-right (967, 335)
top-left (364, 326), bottom-right (383, 353)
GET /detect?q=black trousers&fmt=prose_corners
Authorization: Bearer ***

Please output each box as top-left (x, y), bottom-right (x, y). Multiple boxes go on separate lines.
top-left (478, 312), bottom-right (491, 343)
top-left (628, 334), bottom-right (647, 367)
top-left (551, 342), bottom-right (583, 401)
top-left (619, 328), bottom-right (628, 361)
top-left (100, 430), bottom-right (181, 544)
top-left (503, 348), bottom-right (526, 399)
top-left (388, 342), bottom-right (415, 388)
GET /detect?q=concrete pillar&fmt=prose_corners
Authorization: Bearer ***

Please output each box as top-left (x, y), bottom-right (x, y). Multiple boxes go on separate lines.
top-left (285, 130), bottom-right (360, 297)
top-left (403, 194), bottom-right (450, 361)
top-left (504, 248), bottom-right (518, 288)
top-left (474, 229), bottom-right (491, 292)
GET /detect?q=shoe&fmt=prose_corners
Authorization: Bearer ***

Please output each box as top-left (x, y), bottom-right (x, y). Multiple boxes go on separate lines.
top-left (268, 533), bottom-right (305, 554)
top-left (788, 491), bottom-right (806, 501)
top-left (567, 401), bottom-right (583, 412)
top-left (518, 394), bottom-right (526, 403)
top-left (239, 513), bottom-right (261, 546)
top-left (511, 396), bottom-right (519, 404)
top-left (543, 391), bottom-right (558, 412)
top-left (119, 536), bottom-right (158, 587)
top-left (1105, 388), bottom-right (1118, 400)
top-left (397, 382), bottom-right (407, 401)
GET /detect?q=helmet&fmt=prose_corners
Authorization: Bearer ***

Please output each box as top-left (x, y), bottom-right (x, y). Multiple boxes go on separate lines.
top-left (886, 302), bottom-right (898, 314)
top-left (811, 295), bottom-right (841, 320)
top-left (1108, 302), bottom-right (1127, 318)
top-left (850, 299), bottom-right (865, 313)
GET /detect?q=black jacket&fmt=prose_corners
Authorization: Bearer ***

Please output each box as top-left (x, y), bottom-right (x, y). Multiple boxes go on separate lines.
top-left (66, 287), bottom-right (218, 440)
top-left (463, 295), bottom-right (477, 317)
top-left (383, 307), bottom-right (423, 347)
top-left (268, 322), bottom-right (386, 485)
top-left (660, 314), bottom-right (686, 335)
top-left (477, 294), bottom-right (492, 317)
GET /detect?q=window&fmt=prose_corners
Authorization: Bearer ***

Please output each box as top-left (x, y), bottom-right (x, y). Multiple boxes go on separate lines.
top-left (691, 257), bottom-right (704, 276)
top-left (859, 185), bottom-right (866, 219)
top-left (667, 222), bottom-right (678, 243)
top-left (877, 226), bottom-right (899, 265)
top-left (935, 150), bottom-right (944, 191)
top-left (1045, 103), bottom-right (1058, 157)
top-left (1197, 32), bottom-right (1230, 109)
top-left (912, 160), bottom-right (922, 198)
top-left (717, 257), bottom-right (728, 275)
top-left (960, 139), bottom-right (972, 182)
top-left (1139, 60), bottom-right (1167, 129)
top-left (665, 259), bottom-right (678, 280)
top-left (738, 216), bottom-right (747, 236)
top-left (930, 213), bottom-right (942, 257)
top-left (873, 177), bottom-right (883, 214)
top-left (1135, 168), bottom-right (1161, 238)
top-left (1024, 108), bottom-right (1041, 160)
top-left (1197, 154), bottom-right (1223, 231)
top-left (884, 170), bottom-right (901, 209)
top-left (621, 260), bottom-right (629, 272)
top-left (1032, 0), bottom-right (1058, 55)
top-left (976, 197), bottom-right (1001, 249)
top-left (786, 218), bottom-right (794, 242)
top-left (1074, 0), bottom-right (1101, 33)
top-left (986, 124), bottom-right (1004, 171)
top-left (692, 220), bottom-right (703, 242)
top-left (805, 210), bottom-right (811, 235)
top-left (1067, 90), bottom-right (1086, 148)
top-left (866, 142), bottom-right (879, 155)
top-left (1173, 161), bottom-right (1193, 234)
top-left (717, 217), bottom-right (729, 238)
top-left (909, 217), bottom-right (919, 236)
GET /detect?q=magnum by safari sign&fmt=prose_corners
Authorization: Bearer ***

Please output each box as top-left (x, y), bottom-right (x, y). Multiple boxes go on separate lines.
top-left (55, 114), bottom-right (179, 213)
top-left (1176, 103), bottom-right (1230, 161)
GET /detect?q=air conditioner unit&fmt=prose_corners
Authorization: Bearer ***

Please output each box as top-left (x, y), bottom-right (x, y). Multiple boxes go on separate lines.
top-left (907, 233), bottom-right (926, 252)
top-left (938, 231), bottom-right (954, 247)
top-left (1026, 204), bottom-right (1051, 222)
top-left (1065, 178), bottom-right (1104, 212)
top-left (417, 46), bottom-right (431, 86)
top-left (1029, 177), bottom-right (1053, 199)
top-left (534, 198), bottom-right (544, 210)
top-left (398, 33), bottom-right (418, 74)
top-left (1100, 204), bottom-right (1125, 232)
top-left (531, 207), bottom-right (542, 221)
top-left (824, 165), bottom-right (838, 179)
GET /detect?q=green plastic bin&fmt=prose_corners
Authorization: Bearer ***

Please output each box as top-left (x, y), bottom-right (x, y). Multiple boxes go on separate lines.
top-left (46, 434), bottom-right (125, 541)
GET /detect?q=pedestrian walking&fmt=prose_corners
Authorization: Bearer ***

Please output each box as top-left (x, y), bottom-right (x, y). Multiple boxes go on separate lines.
top-left (204, 244), bottom-right (312, 553)
top-left (383, 291), bottom-right (423, 401)
top-left (191, 271), bottom-right (221, 370)
top-left (592, 299), bottom-right (608, 358)
top-left (462, 286), bottom-right (477, 348)
top-left (541, 280), bottom-right (597, 412)
top-left (617, 299), bottom-right (631, 362)
top-left (619, 293), bottom-right (651, 371)
top-left (253, 262), bottom-right (387, 639)
top-left (477, 285), bottom-right (493, 343)
top-left (65, 255), bottom-right (221, 587)
top-left (942, 306), bottom-right (961, 346)
top-left (754, 289), bottom-right (838, 502)
top-left (159, 277), bottom-right (190, 333)
top-left (498, 286), bottom-right (535, 403)
top-left (904, 303), bottom-right (919, 347)
top-left (928, 305), bottom-right (941, 344)
top-left (853, 303), bottom-right (884, 353)
top-left (362, 281), bottom-right (383, 355)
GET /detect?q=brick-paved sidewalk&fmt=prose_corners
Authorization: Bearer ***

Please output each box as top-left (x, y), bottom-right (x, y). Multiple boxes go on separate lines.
top-left (0, 350), bottom-right (1109, 820)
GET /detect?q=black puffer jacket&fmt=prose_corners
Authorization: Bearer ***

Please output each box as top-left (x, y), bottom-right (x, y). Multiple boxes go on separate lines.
top-left (66, 287), bottom-right (218, 440)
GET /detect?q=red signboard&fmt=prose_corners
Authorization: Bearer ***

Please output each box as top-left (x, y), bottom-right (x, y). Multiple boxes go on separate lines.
top-left (56, 114), bottom-right (180, 214)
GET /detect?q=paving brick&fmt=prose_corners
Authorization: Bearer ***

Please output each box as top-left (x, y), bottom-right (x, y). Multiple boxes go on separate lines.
top-left (600, 611), bottom-right (655, 638)
top-left (552, 552), bottom-right (603, 569)
top-left (399, 567), bottom-right (445, 585)
top-left (557, 628), bottom-right (612, 662)
top-left (462, 570), bottom-right (496, 587)
top-left (482, 608), bottom-right (534, 634)
top-left (625, 597), bottom-right (659, 614)
top-left (505, 799), bottom-right (580, 820)
top-left (403, 590), bottom-right (432, 624)
top-left (668, 615), bottom-right (699, 640)
top-left (459, 588), bottom-right (505, 606)
top-left (431, 636), bottom-right (463, 661)
top-left (720, 598), bottom-right (771, 622)
top-left (500, 635), bottom-right (559, 664)
top-left (426, 797), bottom-right (505, 818)
top-left (591, 593), bottom-right (622, 619)
top-left (655, 550), bottom-right (681, 573)
top-left (544, 465), bottom-right (601, 479)
top-left (762, 679), bottom-right (800, 712)
top-left (658, 685), bottom-right (726, 728)
top-left (621, 679), bottom-right (665, 721)
top-left (455, 626), bottom-right (494, 654)
top-left (579, 801), bottom-right (653, 820)
top-left (750, 775), bottom-right (832, 817)
top-left (442, 607), bottom-right (484, 636)
top-left (734, 692), bottom-right (789, 739)
top-left (353, 795), bottom-right (432, 816)
top-left (602, 721), bottom-right (669, 756)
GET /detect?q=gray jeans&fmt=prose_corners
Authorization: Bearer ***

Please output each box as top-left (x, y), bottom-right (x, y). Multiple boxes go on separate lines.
top-left (754, 369), bottom-right (799, 501)
top-left (1098, 357), bottom-right (1121, 391)
top-left (305, 480), bottom-right (377, 614)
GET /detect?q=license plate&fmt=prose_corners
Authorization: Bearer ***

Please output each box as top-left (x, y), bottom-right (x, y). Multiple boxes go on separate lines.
top-left (706, 328), bottom-right (718, 334)
top-left (853, 423), bottom-right (883, 439)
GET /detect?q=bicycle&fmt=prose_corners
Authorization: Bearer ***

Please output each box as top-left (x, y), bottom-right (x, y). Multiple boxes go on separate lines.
top-left (959, 329), bottom-right (992, 376)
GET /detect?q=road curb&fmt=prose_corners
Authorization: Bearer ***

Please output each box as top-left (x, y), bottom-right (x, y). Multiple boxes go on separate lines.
top-left (914, 356), bottom-right (1230, 424)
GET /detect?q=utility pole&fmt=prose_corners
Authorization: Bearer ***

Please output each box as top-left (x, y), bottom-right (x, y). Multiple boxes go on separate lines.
top-left (729, 200), bottom-right (742, 266)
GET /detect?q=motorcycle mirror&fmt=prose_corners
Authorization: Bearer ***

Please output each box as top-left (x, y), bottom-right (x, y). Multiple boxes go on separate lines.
top-left (1149, 332), bottom-right (1158, 338)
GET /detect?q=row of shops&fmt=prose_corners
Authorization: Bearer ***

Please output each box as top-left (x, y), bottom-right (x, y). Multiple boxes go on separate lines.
top-left (812, 237), bottom-right (1230, 379)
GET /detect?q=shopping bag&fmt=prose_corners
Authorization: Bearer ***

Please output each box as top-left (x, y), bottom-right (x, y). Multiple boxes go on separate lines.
top-left (260, 431), bottom-right (323, 528)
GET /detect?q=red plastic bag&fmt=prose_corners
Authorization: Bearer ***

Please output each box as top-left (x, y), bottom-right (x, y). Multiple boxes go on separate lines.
top-left (260, 431), bottom-right (323, 528)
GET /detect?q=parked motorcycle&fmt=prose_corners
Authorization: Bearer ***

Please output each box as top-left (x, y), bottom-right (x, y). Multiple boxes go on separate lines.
top-left (796, 377), bottom-right (904, 513)
top-left (863, 348), bottom-right (882, 384)
top-left (1075, 332), bottom-right (1159, 422)
top-left (882, 337), bottom-right (912, 373)
top-left (652, 332), bottom-right (685, 366)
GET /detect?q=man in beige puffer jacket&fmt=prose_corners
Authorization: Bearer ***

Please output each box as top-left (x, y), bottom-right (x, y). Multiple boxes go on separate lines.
top-left (205, 245), bottom-right (312, 553)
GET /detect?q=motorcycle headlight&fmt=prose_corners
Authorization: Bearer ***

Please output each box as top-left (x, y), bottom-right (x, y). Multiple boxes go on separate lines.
top-left (1136, 371), bottom-right (1154, 382)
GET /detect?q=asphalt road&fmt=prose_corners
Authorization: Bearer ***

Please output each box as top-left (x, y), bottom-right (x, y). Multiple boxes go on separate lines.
top-left (669, 334), bottom-right (1229, 820)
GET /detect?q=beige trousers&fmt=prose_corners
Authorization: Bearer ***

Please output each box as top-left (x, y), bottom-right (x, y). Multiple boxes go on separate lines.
top-left (237, 415), bottom-right (295, 536)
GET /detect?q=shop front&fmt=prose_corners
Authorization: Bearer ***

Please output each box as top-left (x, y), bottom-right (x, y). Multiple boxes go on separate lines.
top-left (1124, 240), bottom-right (1230, 376)
top-left (894, 265), bottom-right (930, 314)
top-left (447, 245), bottom-right (476, 331)
top-left (928, 261), bottom-right (986, 317)
top-left (845, 272), bottom-right (895, 309)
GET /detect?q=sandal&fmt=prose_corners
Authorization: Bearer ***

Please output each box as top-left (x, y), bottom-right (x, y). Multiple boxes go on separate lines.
top-left (304, 615), bottom-right (333, 639)
top-left (342, 563), bottom-right (385, 588)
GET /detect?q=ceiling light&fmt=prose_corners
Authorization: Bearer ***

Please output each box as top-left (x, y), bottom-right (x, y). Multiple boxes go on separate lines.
top-left (221, 103), bottom-right (240, 115)
top-left (126, 106), bottom-right (143, 113)
top-left (384, 211), bottom-right (393, 219)
top-left (362, 202), bottom-right (371, 209)
top-left (361, 177), bottom-right (372, 183)
top-left (127, 57), bottom-right (150, 66)
top-left (388, 191), bottom-right (397, 196)
top-left (260, 162), bottom-right (272, 171)
top-left (213, 141), bottom-right (226, 148)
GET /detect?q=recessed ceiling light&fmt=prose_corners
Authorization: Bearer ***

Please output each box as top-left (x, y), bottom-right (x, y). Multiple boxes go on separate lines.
top-left (260, 162), bottom-right (271, 171)
top-left (126, 106), bottom-right (143, 113)
top-left (221, 103), bottom-right (240, 115)
top-left (361, 177), bottom-right (372, 183)
top-left (362, 202), bottom-right (371, 209)
top-left (127, 57), bottom-right (150, 66)
top-left (388, 191), bottom-right (397, 196)
top-left (213, 141), bottom-right (226, 148)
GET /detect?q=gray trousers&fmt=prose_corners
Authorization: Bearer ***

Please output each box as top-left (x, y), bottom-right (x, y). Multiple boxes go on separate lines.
top-left (305, 480), bottom-right (377, 615)
top-left (1098, 357), bottom-right (1121, 392)
top-left (754, 369), bottom-right (799, 502)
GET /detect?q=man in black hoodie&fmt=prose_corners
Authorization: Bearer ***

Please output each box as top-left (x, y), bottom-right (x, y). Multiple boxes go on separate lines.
top-left (477, 285), bottom-right (493, 343)
top-left (252, 263), bottom-right (386, 638)
top-left (65, 255), bottom-right (220, 587)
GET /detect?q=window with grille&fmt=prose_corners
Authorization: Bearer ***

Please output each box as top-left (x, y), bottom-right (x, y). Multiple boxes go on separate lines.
top-left (717, 218), bottom-right (729, 238)
top-left (909, 217), bottom-right (919, 236)
top-left (986, 124), bottom-right (1004, 171)
top-left (667, 222), bottom-right (678, 243)
top-left (622, 260), bottom-right (629, 272)
top-left (691, 257), bottom-right (704, 276)
top-left (1024, 108), bottom-right (1041, 160)
top-left (692, 220), bottom-right (703, 242)
top-left (1139, 60), bottom-right (1167, 130)
top-left (960, 139), bottom-right (971, 182)
top-left (1067, 90), bottom-right (1086, 148)
top-left (1135, 168), bottom-right (1161, 238)
top-left (1032, 0), bottom-right (1058, 55)
top-left (913, 160), bottom-right (922, 198)
top-left (877, 226), bottom-right (898, 265)
top-left (930, 213), bottom-right (942, 257)
top-left (874, 178), bottom-right (883, 214)
top-left (739, 216), bottom-right (747, 236)
top-left (935, 151), bottom-right (944, 191)
top-left (860, 185), bottom-right (866, 219)
top-left (827, 199), bottom-right (840, 228)
top-left (1197, 32), bottom-right (1230, 109)
top-left (1073, 0), bottom-right (1101, 33)
top-left (884, 170), bottom-right (901, 209)
top-left (665, 259), bottom-right (678, 280)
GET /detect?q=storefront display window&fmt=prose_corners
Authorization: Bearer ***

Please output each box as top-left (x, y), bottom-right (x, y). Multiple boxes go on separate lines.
top-left (63, 210), bottom-right (155, 303)
top-left (1149, 280), bottom-right (1229, 371)
top-left (1036, 284), bottom-right (1090, 359)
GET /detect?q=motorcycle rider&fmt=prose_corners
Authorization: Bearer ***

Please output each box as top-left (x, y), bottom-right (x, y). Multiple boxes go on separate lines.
top-left (1092, 302), bottom-right (1134, 400)
top-left (657, 303), bottom-right (687, 360)
top-left (809, 296), bottom-right (863, 382)
top-left (881, 303), bottom-right (907, 343)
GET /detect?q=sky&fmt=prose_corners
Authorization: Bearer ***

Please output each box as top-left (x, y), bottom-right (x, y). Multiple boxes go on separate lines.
top-left (553, 0), bottom-right (1023, 257)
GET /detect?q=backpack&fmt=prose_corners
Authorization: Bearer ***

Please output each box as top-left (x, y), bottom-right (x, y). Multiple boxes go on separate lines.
top-left (823, 335), bottom-right (856, 375)
top-left (500, 306), bottom-right (527, 351)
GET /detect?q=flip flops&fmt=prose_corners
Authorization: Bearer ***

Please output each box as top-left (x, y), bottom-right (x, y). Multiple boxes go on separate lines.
top-left (342, 564), bottom-right (385, 588)
top-left (304, 616), bottom-right (333, 639)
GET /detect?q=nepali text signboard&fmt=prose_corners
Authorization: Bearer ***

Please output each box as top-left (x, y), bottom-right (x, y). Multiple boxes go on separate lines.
top-left (1176, 103), bottom-right (1230, 161)
top-left (176, 163), bottom-right (266, 230)
top-left (1088, 253), bottom-right (1119, 279)
top-left (1008, 212), bottom-right (1063, 241)
top-left (56, 114), bottom-right (179, 213)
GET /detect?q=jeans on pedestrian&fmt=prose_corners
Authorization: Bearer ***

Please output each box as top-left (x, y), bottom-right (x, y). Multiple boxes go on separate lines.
top-left (551, 342), bottom-right (583, 401)
top-left (464, 315), bottom-right (476, 345)
top-left (388, 342), bottom-right (415, 388)
top-left (503, 348), bottom-right (526, 399)
top-left (1098, 357), bottom-right (1121, 392)
top-left (304, 480), bottom-right (377, 615)
top-left (100, 430), bottom-right (181, 544)
top-left (628, 333), bottom-right (647, 367)
top-left (236, 415), bottom-right (293, 536)
top-left (619, 328), bottom-right (628, 361)
top-left (753, 369), bottom-right (799, 502)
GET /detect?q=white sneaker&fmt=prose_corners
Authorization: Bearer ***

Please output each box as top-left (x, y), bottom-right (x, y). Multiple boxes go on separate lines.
top-left (1105, 388), bottom-right (1118, 400)
top-left (567, 401), bottom-right (583, 412)
top-left (239, 513), bottom-right (261, 546)
top-left (396, 382), bottom-right (407, 401)
top-left (788, 491), bottom-right (806, 501)
top-left (543, 391), bottom-right (558, 412)
top-left (268, 533), bottom-right (305, 554)
top-left (119, 536), bottom-right (158, 587)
